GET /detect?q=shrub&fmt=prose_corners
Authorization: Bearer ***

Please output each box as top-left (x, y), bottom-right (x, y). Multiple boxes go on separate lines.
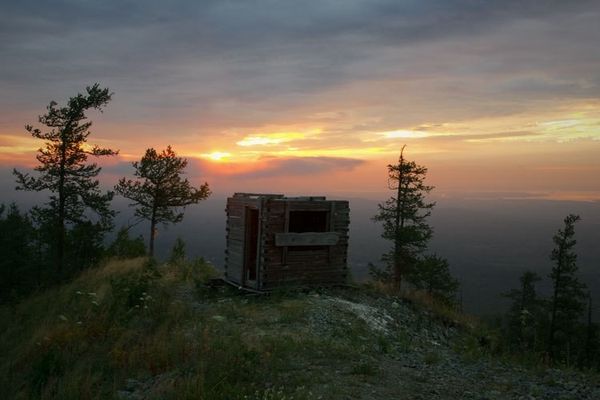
top-left (109, 260), bottom-right (161, 318)
top-left (107, 227), bottom-right (146, 259)
top-left (169, 237), bottom-right (186, 265)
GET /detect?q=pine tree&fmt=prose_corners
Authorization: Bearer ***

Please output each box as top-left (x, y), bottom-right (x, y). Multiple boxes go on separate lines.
top-left (107, 227), bottom-right (146, 259)
top-left (114, 146), bottom-right (211, 256)
top-left (504, 271), bottom-right (542, 351)
top-left (580, 292), bottom-right (599, 369)
top-left (0, 204), bottom-right (37, 302)
top-left (13, 84), bottom-right (117, 277)
top-left (372, 146), bottom-right (435, 290)
top-left (407, 254), bottom-right (459, 305)
top-left (547, 214), bottom-right (586, 362)
top-left (169, 237), bottom-right (186, 265)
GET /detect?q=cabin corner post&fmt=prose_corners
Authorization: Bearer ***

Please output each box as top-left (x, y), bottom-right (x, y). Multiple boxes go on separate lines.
top-left (256, 196), bottom-right (265, 290)
top-left (282, 201), bottom-right (289, 266)
top-left (328, 201), bottom-right (335, 264)
top-left (224, 200), bottom-right (229, 279)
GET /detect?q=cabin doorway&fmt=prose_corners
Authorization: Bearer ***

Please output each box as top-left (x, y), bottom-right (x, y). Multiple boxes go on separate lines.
top-left (243, 207), bottom-right (259, 285)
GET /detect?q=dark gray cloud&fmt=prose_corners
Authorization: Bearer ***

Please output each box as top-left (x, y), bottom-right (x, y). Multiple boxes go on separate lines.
top-left (186, 155), bottom-right (365, 179)
top-left (97, 160), bottom-right (135, 177)
top-left (236, 156), bottom-right (365, 178)
top-left (1, 0), bottom-right (599, 137)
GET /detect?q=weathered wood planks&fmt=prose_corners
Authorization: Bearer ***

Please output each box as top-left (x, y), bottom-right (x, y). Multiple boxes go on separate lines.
top-left (225, 193), bottom-right (350, 290)
top-left (274, 232), bottom-right (339, 246)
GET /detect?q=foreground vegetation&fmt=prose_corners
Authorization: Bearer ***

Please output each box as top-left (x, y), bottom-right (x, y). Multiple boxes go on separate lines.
top-left (2, 257), bottom-right (600, 400)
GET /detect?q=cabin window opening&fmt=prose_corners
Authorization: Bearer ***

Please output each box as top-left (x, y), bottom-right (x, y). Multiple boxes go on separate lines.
top-left (288, 210), bottom-right (328, 252)
top-left (288, 210), bottom-right (328, 233)
top-left (288, 245), bottom-right (327, 252)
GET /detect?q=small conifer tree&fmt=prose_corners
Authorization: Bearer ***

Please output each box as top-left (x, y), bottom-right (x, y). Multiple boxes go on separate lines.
top-left (169, 237), bottom-right (186, 264)
top-left (13, 84), bottom-right (117, 277)
top-left (547, 214), bottom-right (586, 362)
top-left (115, 146), bottom-right (210, 256)
top-left (372, 146), bottom-right (435, 290)
top-left (107, 227), bottom-right (146, 259)
top-left (407, 254), bottom-right (459, 305)
top-left (504, 271), bottom-right (542, 351)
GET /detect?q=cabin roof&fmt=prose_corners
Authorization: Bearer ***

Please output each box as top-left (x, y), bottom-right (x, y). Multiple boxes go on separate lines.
top-left (231, 192), bottom-right (333, 202)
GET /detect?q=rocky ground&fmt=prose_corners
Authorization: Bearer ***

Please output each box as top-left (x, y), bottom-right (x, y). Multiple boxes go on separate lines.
top-left (120, 285), bottom-right (600, 400)
top-left (308, 292), bottom-right (600, 400)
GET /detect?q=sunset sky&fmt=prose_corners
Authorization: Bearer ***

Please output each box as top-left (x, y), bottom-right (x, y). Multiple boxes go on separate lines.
top-left (1, 0), bottom-right (599, 201)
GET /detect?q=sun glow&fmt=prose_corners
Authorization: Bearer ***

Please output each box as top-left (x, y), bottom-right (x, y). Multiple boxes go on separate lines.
top-left (201, 151), bottom-right (232, 162)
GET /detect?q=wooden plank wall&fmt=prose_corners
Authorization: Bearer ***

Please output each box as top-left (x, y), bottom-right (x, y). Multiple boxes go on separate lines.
top-left (260, 199), bottom-right (350, 289)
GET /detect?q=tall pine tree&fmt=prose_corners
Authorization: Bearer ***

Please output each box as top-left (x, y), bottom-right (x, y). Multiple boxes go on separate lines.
top-left (372, 146), bottom-right (435, 290)
top-left (547, 214), bottom-right (586, 362)
top-left (13, 84), bottom-right (117, 277)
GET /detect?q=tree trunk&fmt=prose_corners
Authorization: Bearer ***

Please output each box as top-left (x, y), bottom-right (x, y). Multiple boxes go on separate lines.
top-left (149, 219), bottom-right (156, 257)
top-left (57, 133), bottom-right (67, 280)
top-left (149, 204), bottom-right (157, 257)
top-left (548, 244), bottom-right (564, 361)
top-left (393, 146), bottom-right (406, 290)
top-left (585, 293), bottom-right (593, 368)
top-left (518, 282), bottom-right (527, 348)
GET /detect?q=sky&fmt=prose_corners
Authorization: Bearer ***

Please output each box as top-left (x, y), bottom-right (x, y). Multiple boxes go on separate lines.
top-left (1, 0), bottom-right (600, 200)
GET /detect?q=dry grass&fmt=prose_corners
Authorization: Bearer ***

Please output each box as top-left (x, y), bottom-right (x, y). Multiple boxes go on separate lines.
top-left (0, 258), bottom-right (495, 400)
top-left (367, 280), bottom-right (478, 330)
top-left (0, 258), bottom-right (326, 399)
top-left (402, 289), bottom-right (478, 329)
top-left (92, 257), bottom-right (148, 280)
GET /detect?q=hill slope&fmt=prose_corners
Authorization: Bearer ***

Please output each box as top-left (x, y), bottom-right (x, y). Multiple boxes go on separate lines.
top-left (1, 258), bottom-right (599, 399)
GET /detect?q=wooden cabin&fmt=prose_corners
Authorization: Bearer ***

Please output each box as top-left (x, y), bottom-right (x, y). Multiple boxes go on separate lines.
top-left (225, 193), bottom-right (350, 290)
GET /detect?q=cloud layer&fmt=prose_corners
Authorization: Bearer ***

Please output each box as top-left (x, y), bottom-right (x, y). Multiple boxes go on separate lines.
top-left (1, 1), bottom-right (599, 199)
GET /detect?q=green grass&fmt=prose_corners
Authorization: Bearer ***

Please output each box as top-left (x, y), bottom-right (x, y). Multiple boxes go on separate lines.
top-left (0, 258), bottom-right (399, 399)
top-left (4, 257), bottom-right (592, 399)
top-left (350, 359), bottom-right (380, 376)
top-left (0, 257), bottom-right (267, 399)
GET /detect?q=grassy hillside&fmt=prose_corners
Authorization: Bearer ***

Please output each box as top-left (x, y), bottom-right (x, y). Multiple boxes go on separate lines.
top-left (1, 258), bottom-right (599, 399)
